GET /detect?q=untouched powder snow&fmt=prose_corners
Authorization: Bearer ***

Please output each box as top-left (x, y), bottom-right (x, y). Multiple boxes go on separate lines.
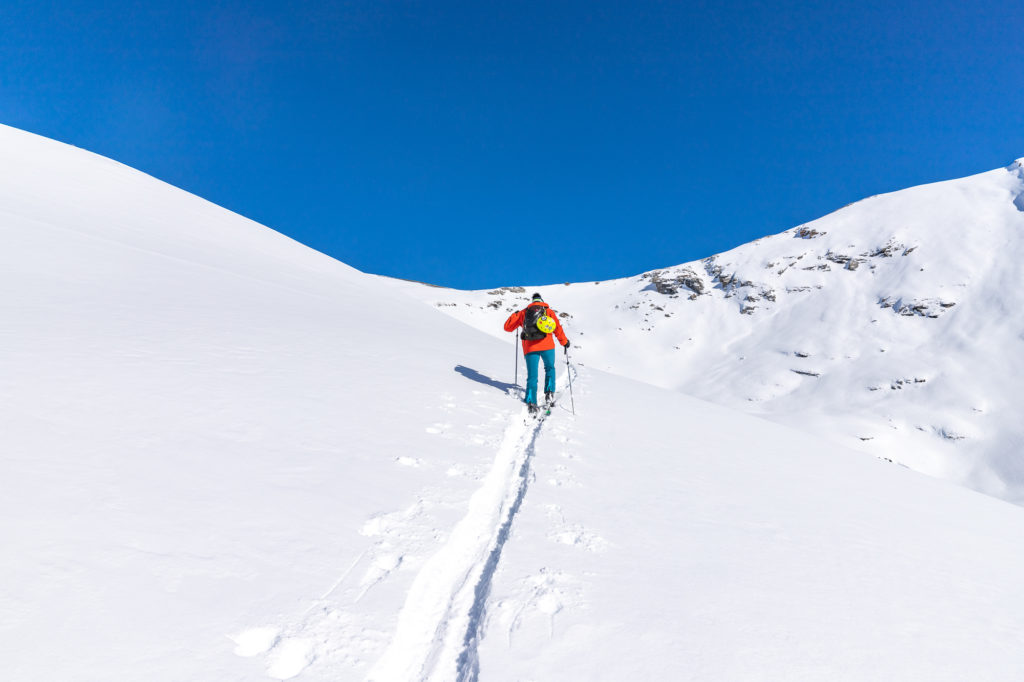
top-left (385, 160), bottom-right (1024, 506)
top-left (4, 123), bottom-right (1024, 681)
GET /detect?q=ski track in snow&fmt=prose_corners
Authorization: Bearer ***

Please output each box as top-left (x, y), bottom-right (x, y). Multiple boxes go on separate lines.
top-left (366, 409), bottom-right (546, 682)
top-left (229, 388), bottom-right (572, 681)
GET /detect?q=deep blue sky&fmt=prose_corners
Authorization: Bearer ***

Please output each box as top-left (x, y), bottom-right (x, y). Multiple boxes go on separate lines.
top-left (2, 1), bottom-right (1022, 288)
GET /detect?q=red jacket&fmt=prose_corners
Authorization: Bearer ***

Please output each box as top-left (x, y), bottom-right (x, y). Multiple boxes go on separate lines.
top-left (504, 301), bottom-right (569, 353)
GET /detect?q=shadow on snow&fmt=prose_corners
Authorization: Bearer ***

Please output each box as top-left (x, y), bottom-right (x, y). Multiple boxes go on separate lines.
top-left (454, 365), bottom-right (518, 395)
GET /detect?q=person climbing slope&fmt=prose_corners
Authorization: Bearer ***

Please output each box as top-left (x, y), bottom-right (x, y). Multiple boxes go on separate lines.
top-left (504, 293), bottom-right (570, 415)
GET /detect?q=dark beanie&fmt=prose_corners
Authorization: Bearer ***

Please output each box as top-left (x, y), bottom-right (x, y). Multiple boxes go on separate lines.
top-left (531, 292), bottom-right (543, 301)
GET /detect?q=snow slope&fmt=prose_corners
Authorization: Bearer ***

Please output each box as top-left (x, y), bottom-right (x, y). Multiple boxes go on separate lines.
top-left (479, 370), bottom-right (1024, 681)
top-left (4, 123), bottom-right (1024, 681)
top-left (385, 160), bottom-right (1024, 505)
top-left (0, 124), bottom-right (538, 680)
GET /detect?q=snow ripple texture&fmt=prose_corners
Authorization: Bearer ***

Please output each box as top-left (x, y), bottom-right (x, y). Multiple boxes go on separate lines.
top-left (366, 410), bottom-right (544, 682)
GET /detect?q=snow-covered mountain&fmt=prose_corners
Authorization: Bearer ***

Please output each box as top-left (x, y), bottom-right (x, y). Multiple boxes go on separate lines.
top-left (386, 160), bottom-right (1024, 505)
top-left (4, 122), bottom-right (1024, 682)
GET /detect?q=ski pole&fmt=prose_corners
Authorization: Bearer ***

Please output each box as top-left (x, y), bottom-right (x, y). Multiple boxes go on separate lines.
top-left (514, 332), bottom-right (519, 389)
top-left (565, 347), bottom-right (575, 415)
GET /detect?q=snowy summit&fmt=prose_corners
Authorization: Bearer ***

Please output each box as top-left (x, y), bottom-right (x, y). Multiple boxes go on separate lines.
top-left (4, 123), bottom-right (1024, 681)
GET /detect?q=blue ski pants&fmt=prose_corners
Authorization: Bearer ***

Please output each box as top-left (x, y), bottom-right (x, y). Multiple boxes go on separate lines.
top-left (524, 348), bottom-right (556, 405)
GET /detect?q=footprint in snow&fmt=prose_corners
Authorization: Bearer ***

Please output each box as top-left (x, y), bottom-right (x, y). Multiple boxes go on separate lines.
top-left (360, 552), bottom-right (403, 586)
top-left (361, 500), bottom-right (426, 537)
top-left (549, 527), bottom-right (610, 553)
top-left (356, 551), bottom-right (405, 601)
top-left (545, 464), bottom-right (578, 488)
top-left (231, 630), bottom-right (316, 681)
top-left (536, 592), bottom-right (564, 616)
top-left (266, 638), bottom-right (316, 680)
top-left (500, 570), bottom-right (581, 642)
top-left (544, 505), bottom-right (608, 552)
top-left (230, 626), bottom-right (281, 657)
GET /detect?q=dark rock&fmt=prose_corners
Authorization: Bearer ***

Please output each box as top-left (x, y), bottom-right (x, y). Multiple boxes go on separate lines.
top-left (939, 429), bottom-right (965, 441)
top-left (888, 298), bottom-right (956, 318)
top-left (869, 242), bottom-right (902, 258)
top-left (650, 268), bottom-right (706, 296)
top-left (795, 226), bottom-right (825, 239)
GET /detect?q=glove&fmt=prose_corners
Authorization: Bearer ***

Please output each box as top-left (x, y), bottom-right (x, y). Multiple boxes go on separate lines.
top-left (563, 339), bottom-right (571, 349)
